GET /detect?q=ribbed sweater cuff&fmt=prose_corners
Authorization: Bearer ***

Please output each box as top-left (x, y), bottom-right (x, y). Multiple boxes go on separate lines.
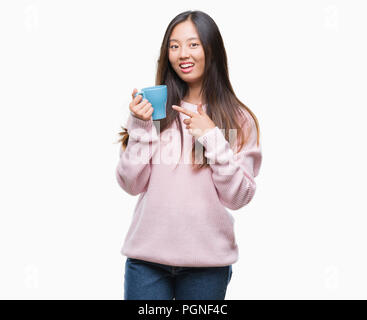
top-left (127, 113), bottom-right (158, 142)
top-left (197, 126), bottom-right (225, 152)
top-left (129, 112), bottom-right (154, 129)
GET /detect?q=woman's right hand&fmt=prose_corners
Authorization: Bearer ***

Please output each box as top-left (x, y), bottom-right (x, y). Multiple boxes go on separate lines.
top-left (129, 88), bottom-right (154, 121)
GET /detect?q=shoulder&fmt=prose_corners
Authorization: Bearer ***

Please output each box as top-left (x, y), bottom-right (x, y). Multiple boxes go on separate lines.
top-left (237, 106), bottom-right (256, 132)
top-left (236, 106), bottom-right (260, 148)
top-left (237, 106), bottom-right (254, 126)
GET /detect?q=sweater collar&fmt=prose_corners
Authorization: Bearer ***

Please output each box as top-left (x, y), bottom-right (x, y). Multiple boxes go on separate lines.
top-left (181, 100), bottom-right (207, 112)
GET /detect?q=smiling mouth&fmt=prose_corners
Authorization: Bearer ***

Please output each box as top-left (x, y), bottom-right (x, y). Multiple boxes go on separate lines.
top-left (179, 64), bottom-right (194, 73)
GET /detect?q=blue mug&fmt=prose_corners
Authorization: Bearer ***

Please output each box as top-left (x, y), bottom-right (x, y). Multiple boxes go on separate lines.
top-left (133, 85), bottom-right (167, 120)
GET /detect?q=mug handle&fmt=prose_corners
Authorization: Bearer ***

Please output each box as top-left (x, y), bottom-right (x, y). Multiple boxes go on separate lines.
top-left (134, 91), bottom-right (145, 100)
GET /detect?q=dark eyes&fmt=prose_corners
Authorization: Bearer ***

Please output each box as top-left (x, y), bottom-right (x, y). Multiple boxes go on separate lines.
top-left (169, 43), bottom-right (199, 49)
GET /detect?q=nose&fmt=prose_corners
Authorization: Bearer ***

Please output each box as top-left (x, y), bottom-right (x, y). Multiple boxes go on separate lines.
top-left (179, 47), bottom-right (190, 59)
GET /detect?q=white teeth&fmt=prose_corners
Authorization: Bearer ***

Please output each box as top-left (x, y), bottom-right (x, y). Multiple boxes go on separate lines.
top-left (180, 63), bottom-right (194, 68)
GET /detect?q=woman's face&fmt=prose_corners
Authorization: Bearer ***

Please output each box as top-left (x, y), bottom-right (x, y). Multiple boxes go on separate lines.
top-left (168, 20), bottom-right (205, 85)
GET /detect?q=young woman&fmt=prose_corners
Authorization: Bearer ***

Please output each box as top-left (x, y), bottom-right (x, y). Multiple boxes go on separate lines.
top-left (116, 10), bottom-right (262, 300)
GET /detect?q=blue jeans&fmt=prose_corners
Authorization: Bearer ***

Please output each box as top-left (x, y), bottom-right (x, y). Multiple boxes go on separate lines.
top-left (124, 257), bottom-right (233, 300)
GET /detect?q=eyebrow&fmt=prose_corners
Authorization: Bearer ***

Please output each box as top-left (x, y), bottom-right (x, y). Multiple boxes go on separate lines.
top-left (168, 37), bottom-right (199, 43)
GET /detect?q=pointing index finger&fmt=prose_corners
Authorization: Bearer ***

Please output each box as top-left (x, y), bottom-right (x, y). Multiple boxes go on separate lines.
top-left (172, 105), bottom-right (195, 118)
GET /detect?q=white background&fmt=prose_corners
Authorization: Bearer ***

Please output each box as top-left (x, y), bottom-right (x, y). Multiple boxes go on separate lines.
top-left (0, 0), bottom-right (366, 299)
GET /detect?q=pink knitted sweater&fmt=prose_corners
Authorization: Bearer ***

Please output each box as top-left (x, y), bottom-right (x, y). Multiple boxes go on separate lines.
top-left (116, 101), bottom-right (262, 267)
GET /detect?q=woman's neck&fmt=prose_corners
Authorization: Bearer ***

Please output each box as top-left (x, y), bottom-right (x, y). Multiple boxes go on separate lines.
top-left (183, 83), bottom-right (205, 105)
top-left (183, 94), bottom-right (205, 105)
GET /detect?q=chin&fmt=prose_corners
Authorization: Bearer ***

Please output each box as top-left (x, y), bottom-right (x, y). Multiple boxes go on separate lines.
top-left (181, 77), bottom-right (199, 83)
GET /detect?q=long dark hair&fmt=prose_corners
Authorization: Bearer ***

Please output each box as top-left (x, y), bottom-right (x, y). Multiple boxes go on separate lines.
top-left (117, 10), bottom-right (260, 171)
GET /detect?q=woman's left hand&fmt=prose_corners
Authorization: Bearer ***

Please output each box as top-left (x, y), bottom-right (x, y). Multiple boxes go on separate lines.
top-left (172, 103), bottom-right (216, 139)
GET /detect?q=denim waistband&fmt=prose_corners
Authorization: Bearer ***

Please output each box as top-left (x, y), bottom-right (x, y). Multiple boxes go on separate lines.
top-left (127, 257), bottom-right (231, 276)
